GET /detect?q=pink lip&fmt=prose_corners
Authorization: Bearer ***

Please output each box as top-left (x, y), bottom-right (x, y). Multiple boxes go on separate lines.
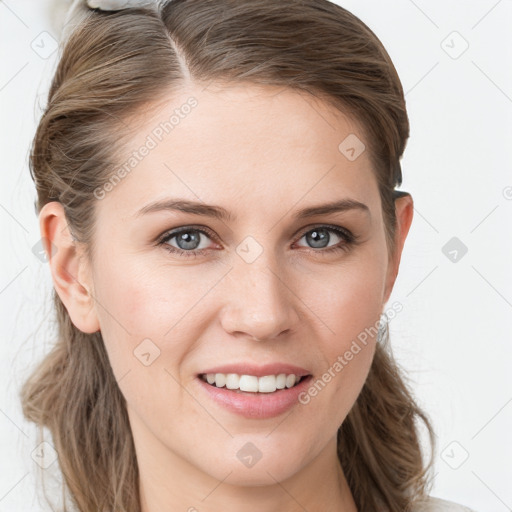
top-left (196, 374), bottom-right (313, 419)
top-left (198, 363), bottom-right (310, 378)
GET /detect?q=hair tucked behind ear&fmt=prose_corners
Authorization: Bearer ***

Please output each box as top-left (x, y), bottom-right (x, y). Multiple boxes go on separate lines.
top-left (21, 1), bottom-right (435, 511)
top-left (22, 292), bottom-right (140, 511)
top-left (338, 328), bottom-right (436, 510)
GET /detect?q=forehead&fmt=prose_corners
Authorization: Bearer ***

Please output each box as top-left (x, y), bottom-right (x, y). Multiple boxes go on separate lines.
top-left (100, 82), bottom-right (380, 219)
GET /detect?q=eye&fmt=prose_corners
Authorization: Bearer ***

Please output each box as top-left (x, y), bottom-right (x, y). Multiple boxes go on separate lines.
top-left (294, 225), bottom-right (356, 254)
top-left (158, 226), bottom-right (218, 258)
top-left (157, 224), bottom-right (358, 258)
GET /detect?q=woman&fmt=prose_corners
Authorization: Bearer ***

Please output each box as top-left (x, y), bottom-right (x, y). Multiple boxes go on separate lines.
top-left (20, 0), bottom-right (476, 510)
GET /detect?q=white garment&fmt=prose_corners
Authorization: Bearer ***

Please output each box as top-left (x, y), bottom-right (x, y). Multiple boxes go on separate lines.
top-left (414, 496), bottom-right (476, 511)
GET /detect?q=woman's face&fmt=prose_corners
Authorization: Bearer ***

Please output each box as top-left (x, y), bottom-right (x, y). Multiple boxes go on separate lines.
top-left (54, 83), bottom-right (408, 489)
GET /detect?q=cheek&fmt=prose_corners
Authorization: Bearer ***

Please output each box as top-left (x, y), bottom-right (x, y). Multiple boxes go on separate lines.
top-left (91, 253), bottom-right (221, 384)
top-left (301, 249), bottom-right (387, 346)
top-left (294, 248), bottom-right (387, 422)
top-left (90, 257), bottom-right (196, 417)
top-left (93, 253), bottom-right (201, 335)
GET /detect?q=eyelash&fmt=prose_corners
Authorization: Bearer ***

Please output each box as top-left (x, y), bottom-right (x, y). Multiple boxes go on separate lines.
top-left (157, 224), bottom-right (359, 259)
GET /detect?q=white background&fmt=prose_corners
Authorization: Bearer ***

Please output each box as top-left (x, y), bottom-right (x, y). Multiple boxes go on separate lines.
top-left (1, 1), bottom-right (511, 511)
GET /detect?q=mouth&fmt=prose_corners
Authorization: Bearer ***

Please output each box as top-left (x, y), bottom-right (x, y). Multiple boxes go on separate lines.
top-left (195, 371), bottom-right (314, 418)
top-left (198, 373), bottom-right (312, 394)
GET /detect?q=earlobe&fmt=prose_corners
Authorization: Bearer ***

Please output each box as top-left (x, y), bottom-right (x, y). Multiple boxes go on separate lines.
top-left (39, 202), bottom-right (100, 334)
top-left (383, 193), bottom-right (414, 304)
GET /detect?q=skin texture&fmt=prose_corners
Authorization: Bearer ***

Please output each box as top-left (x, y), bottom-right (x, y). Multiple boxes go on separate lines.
top-left (40, 82), bottom-right (413, 512)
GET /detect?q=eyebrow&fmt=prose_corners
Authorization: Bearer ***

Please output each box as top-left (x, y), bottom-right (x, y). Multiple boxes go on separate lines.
top-left (135, 198), bottom-right (370, 222)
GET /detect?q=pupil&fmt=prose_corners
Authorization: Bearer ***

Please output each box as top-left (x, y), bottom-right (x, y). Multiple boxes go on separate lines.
top-left (307, 229), bottom-right (329, 248)
top-left (177, 231), bottom-right (200, 250)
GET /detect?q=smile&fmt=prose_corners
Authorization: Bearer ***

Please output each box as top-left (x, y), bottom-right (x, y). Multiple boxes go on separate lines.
top-left (200, 372), bottom-right (307, 393)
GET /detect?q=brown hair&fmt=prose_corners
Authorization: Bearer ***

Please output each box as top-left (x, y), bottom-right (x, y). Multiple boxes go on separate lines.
top-left (21, 1), bottom-right (435, 511)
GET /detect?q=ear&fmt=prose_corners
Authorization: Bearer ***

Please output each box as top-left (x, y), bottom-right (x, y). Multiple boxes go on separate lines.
top-left (39, 202), bottom-right (100, 334)
top-left (383, 193), bottom-right (414, 304)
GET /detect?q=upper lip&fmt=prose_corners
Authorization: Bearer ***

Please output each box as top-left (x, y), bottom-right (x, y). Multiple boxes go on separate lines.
top-left (198, 363), bottom-right (311, 378)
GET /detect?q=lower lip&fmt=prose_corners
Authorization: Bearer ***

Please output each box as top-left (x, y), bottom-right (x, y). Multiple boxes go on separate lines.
top-left (195, 375), bottom-right (313, 419)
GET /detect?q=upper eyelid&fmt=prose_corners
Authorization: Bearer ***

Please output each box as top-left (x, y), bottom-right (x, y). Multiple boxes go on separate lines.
top-left (159, 225), bottom-right (218, 243)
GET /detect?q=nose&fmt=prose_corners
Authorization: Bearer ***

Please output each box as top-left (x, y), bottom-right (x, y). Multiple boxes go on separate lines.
top-left (218, 255), bottom-right (299, 342)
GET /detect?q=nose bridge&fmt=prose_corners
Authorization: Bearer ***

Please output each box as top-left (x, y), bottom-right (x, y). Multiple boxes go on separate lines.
top-left (219, 241), bottom-right (296, 340)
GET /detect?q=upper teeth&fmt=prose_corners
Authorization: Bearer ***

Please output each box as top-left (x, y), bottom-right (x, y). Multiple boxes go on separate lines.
top-left (201, 373), bottom-right (302, 393)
